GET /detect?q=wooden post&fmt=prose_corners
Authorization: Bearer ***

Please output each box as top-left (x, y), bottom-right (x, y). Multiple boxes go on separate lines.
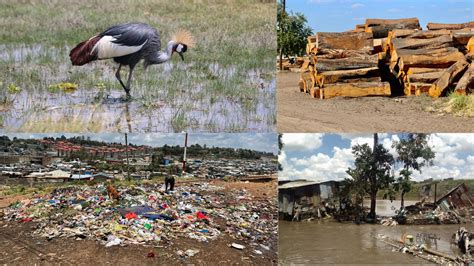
top-left (434, 182), bottom-right (437, 203)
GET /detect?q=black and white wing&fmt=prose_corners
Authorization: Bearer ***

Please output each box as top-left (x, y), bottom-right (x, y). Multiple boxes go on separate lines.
top-left (92, 22), bottom-right (159, 59)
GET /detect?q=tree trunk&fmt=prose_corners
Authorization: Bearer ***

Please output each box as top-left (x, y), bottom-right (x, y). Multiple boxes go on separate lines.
top-left (398, 50), bottom-right (465, 73)
top-left (427, 21), bottom-right (474, 30)
top-left (454, 63), bottom-right (474, 95)
top-left (391, 34), bottom-right (453, 51)
top-left (400, 191), bottom-right (405, 208)
top-left (279, 49), bottom-right (283, 70)
top-left (365, 18), bottom-right (421, 38)
top-left (369, 133), bottom-right (378, 220)
top-left (429, 59), bottom-right (469, 97)
top-left (316, 55), bottom-right (378, 71)
top-left (317, 32), bottom-right (373, 51)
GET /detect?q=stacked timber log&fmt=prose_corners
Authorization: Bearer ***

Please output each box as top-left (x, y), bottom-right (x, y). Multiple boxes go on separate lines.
top-left (278, 56), bottom-right (307, 71)
top-left (298, 18), bottom-right (474, 99)
top-left (384, 23), bottom-right (474, 97)
top-left (300, 31), bottom-right (390, 99)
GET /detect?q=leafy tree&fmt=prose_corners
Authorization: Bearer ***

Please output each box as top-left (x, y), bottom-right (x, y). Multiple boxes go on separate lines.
top-left (278, 134), bottom-right (284, 171)
top-left (277, 1), bottom-right (313, 69)
top-left (392, 133), bottom-right (435, 208)
top-left (347, 134), bottom-right (394, 220)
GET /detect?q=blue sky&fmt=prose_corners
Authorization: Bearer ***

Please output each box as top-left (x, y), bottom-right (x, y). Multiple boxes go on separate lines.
top-left (286, 0), bottom-right (473, 32)
top-left (0, 133), bottom-right (278, 154)
top-left (279, 133), bottom-right (474, 182)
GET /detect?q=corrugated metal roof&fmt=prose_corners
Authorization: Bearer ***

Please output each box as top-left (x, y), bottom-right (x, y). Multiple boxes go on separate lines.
top-left (279, 180), bottom-right (320, 189)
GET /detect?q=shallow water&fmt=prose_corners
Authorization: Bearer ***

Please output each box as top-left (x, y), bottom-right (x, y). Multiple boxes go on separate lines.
top-left (0, 44), bottom-right (275, 132)
top-left (279, 220), bottom-right (473, 264)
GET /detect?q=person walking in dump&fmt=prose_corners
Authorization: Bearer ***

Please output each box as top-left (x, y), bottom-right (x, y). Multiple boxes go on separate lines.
top-left (165, 175), bottom-right (175, 192)
top-left (69, 22), bottom-right (195, 99)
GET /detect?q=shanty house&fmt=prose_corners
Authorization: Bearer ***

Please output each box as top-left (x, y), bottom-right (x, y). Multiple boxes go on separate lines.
top-left (436, 183), bottom-right (473, 211)
top-left (279, 180), bottom-right (340, 220)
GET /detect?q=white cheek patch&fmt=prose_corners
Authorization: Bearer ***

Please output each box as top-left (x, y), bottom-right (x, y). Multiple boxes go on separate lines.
top-left (92, 36), bottom-right (147, 59)
top-left (176, 44), bottom-right (183, 53)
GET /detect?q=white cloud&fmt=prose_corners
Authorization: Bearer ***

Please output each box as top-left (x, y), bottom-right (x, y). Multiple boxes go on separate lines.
top-left (282, 133), bottom-right (324, 151)
top-left (280, 133), bottom-right (474, 183)
top-left (351, 3), bottom-right (364, 8)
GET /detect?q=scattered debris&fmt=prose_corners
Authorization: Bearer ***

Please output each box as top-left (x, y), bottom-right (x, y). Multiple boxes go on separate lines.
top-left (1, 182), bottom-right (277, 259)
top-left (231, 243), bottom-right (245, 250)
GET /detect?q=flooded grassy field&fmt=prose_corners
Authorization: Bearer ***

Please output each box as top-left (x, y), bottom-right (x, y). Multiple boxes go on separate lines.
top-left (0, 0), bottom-right (276, 132)
top-left (279, 220), bottom-right (473, 264)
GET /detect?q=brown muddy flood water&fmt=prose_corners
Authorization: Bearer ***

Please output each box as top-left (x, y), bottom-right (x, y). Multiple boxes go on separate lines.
top-left (279, 221), bottom-right (473, 264)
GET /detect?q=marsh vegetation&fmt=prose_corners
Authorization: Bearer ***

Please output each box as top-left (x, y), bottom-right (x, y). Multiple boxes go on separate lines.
top-left (0, 0), bottom-right (276, 132)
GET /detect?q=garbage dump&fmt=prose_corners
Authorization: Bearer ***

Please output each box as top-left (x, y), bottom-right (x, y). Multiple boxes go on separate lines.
top-left (0, 182), bottom-right (277, 260)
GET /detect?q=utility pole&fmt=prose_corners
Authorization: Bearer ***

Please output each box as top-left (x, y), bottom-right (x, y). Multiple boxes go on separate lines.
top-left (182, 132), bottom-right (188, 174)
top-left (279, 0), bottom-right (286, 71)
top-left (125, 133), bottom-right (130, 181)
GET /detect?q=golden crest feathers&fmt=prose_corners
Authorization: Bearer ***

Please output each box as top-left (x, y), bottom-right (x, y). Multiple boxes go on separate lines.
top-left (172, 30), bottom-right (195, 48)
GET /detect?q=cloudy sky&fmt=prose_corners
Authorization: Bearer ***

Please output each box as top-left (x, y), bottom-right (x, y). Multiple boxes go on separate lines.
top-left (279, 133), bottom-right (474, 182)
top-left (0, 133), bottom-right (278, 154)
top-left (287, 0), bottom-right (473, 32)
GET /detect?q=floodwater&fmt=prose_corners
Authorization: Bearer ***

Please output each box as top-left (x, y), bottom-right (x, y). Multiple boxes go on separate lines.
top-left (279, 221), bottom-right (473, 264)
top-left (364, 199), bottom-right (419, 217)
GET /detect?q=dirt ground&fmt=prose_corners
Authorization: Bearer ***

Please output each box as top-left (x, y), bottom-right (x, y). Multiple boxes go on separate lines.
top-left (277, 72), bottom-right (474, 133)
top-left (0, 180), bottom-right (277, 265)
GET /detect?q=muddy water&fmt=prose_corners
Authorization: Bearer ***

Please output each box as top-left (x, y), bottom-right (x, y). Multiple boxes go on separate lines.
top-left (279, 220), bottom-right (473, 264)
top-left (364, 199), bottom-right (419, 217)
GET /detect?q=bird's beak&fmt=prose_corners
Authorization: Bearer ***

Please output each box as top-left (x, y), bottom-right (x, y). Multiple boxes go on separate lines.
top-left (178, 52), bottom-right (184, 61)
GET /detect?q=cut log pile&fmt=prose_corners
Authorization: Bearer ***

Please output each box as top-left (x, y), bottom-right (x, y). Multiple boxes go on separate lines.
top-left (277, 56), bottom-right (306, 72)
top-left (298, 18), bottom-right (474, 99)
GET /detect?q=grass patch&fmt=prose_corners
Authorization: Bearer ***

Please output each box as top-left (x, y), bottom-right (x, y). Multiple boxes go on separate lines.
top-left (428, 93), bottom-right (474, 117)
top-left (378, 179), bottom-right (474, 201)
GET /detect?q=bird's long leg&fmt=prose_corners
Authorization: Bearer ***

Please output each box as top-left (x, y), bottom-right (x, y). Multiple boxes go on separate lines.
top-left (124, 66), bottom-right (134, 98)
top-left (115, 64), bottom-right (128, 94)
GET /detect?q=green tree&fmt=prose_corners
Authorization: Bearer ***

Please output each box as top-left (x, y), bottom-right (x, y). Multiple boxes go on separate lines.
top-left (392, 133), bottom-right (435, 208)
top-left (277, 1), bottom-right (313, 70)
top-left (347, 134), bottom-right (394, 220)
top-left (278, 134), bottom-right (284, 171)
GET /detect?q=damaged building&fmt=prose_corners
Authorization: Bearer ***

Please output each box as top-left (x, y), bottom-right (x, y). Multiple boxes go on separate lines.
top-left (278, 180), bottom-right (340, 221)
top-left (436, 183), bottom-right (473, 211)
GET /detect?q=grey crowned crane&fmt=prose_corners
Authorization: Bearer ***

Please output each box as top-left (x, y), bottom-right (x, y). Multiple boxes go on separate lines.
top-left (69, 22), bottom-right (194, 98)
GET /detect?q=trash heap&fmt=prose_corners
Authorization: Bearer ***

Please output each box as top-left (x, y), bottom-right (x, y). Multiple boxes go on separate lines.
top-left (1, 183), bottom-right (277, 257)
top-left (393, 203), bottom-right (464, 225)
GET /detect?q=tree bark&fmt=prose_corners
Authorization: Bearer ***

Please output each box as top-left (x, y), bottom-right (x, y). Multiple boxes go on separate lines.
top-left (398, 50), bottom-right (465, 73)
top-left (391, 34), bottom-right (453, 51)
top-left (316, 55), bottom-right (378, 72)
top-left (429, 59), bottom-right (469, 97)
top-left (369, 133), bottom-right (379, 220)
top-left (316, 67), bottom-right (380, 85)
top-left (365, 18), bottom-right (421, 38)
top-left (452, 29), bottom-right (474, 46)
top-left (407, 70), bottom-right (445, 84)
top-left (454, 63), bottom-right (474, 95)
top-left (317, 32), bottom-right (373, 51)
top-left (320, 81), bottom-right (391, 99)
top-left (400, 191), bottom-right (405, 208)
top-left (426, 21), bottom-right (474, 30)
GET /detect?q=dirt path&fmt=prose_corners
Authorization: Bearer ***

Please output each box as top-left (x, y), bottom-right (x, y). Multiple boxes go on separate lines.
top-left (277, 72), bottom-right (474, 133)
